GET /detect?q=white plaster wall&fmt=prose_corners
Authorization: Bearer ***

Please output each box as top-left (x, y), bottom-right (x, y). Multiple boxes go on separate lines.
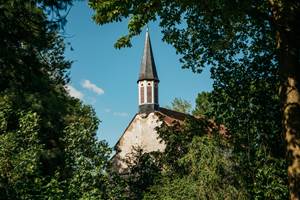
top-left (115, 112), bottom-right (165, 170)
top-left (140, 113), bottom-right (164, 152)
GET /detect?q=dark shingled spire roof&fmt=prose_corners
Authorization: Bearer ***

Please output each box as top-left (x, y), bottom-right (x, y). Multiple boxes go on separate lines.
top-left (138, 29), bottom-right (159, 82)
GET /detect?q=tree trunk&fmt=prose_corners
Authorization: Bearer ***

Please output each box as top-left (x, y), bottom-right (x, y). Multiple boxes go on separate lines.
top-left (279, 28), bottom-right (300, 200)
top-left (270, 2), bottom-right (300, 198)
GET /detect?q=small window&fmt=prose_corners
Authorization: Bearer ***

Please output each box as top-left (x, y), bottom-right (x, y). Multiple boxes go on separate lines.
top-left (140, 87), bottom-right (144, 104)
top-left (148, 83), bottom-right (151, 86)
top-left (147, 85), bottom-right (152, 103)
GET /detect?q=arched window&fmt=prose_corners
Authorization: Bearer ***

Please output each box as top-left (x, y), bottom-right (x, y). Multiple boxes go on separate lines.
top-left (147, 84), bottom-right (152, 103)
top-left (140, 86), bottom-right (144, 104)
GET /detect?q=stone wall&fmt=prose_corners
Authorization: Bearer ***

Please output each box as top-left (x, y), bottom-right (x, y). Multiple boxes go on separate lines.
top-left (112, 112), bottom-right (165, 171)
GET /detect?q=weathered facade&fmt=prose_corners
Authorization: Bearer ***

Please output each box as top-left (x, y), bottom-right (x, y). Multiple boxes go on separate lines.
top-left (112, 108), bottom-right (188, 171)
top-left (113, 112), bottom-right (164, 170)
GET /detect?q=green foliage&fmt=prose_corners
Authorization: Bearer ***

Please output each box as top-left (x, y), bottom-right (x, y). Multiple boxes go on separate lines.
top-left (0, 109), bottom-right (43, 199)
top-left (60, 102), bottom-right (111, 200)
top-left (166, 97), bottom-right (192, 114)
top-left (252, 153), bottom-right (288, 199)
top-left (156, 117), bottom-right (212, 174)
top-left (124, 149), bottom-right (162, 200)
top-left (144, 136), bottom-right (248, 200)
top-left (208, 51), bottom-right (288, 199)
top-left (123, 117), bottom-right (247, 200)
top-left (0, 98), bottom-right (116, 200)
top-left (88, 0), bottom-right (278, 73)
top-left (193, 92), bottom-right (213, 116)
top-left (0, 0), bottom-right (117, 199)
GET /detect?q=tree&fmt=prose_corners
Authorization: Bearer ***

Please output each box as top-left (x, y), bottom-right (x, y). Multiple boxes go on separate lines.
top-left (123, 149), bottom-right (162, 200)
top-left (166, 97), bottom-right (192, 114)
top-left (193, 92), bottom-right (213, 116)
top-left (1, 0), bottom-right (72, 196)
top-left (144, 136), bottom-right (247, 200)
top-left (209, 55), bottom-right (288, 199)
top-left (0, 1), bottom-right (115, 199)
top-left (128, 117), bottom-right (248, 199)
top-left (89, 1), bottom-right (300, 198)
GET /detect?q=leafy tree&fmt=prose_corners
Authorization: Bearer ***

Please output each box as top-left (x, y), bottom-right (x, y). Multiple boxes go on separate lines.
top-left (123, 148), bottom-right (162, 200)
top-left (144, 136), bottom-right (247, 200)
top-left (61, 101), bottom-right (112, 199)
top-left (126, 117), bottom-right (247, 199)
top-left (0, 95), bottom-right (114, 200)
top-left (166, 97), bottom-right (192, 114)
top-left (89, 1), bottom-right (300, 198)
top-left (193, 92), bottom-right (213, 116)
top-left (89, 0), bottom-right (300, 199)
top-left (209, 56), bottom-right (288, 199)
top-left (0, 7), bottom-right (70, 194)
top-left (0, 0), bottom-right (116, 199)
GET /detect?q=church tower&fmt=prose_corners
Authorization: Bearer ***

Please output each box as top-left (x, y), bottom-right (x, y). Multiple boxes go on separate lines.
top-left (112, 29), bottom-right (196, 172)
top-left (138, 29), bottom-right (159, 113)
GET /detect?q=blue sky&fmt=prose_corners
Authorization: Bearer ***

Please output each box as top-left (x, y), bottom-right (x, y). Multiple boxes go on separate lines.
top-left (64, 1), bottom-right (213, 147)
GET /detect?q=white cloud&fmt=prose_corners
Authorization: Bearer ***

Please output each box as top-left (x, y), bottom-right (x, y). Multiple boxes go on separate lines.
top-left (81, 80), bottom-right (104, 95)
top-left (104, 108), bottom-right (111, 113)
top-left (113, 112), bottom-right (129, 117)
top-left (65, 85), bottom-right (84, 99)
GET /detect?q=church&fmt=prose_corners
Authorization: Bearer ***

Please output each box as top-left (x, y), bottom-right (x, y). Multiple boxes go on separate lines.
top-left (112, 30), bottom-right (227, 171)
top-left (112, 30), bottom-right (190, 171)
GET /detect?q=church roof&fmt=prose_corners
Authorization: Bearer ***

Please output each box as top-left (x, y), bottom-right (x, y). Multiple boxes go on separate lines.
top-left (138, 29), bottom-right (159, 82)
top-left (157, 107), bottom-right (190, 125)
top-left (114, 107), bottom-right (229, 150)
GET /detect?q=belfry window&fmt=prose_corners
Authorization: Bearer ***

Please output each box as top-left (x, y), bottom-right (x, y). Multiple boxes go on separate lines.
top-left (140, 86), bottom-right (144, 104)
top-left (147, 85), bottom-right (152, 103)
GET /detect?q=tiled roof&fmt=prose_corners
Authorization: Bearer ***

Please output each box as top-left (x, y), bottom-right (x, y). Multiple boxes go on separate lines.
top-left (156, 107), bottom-right (190, 125)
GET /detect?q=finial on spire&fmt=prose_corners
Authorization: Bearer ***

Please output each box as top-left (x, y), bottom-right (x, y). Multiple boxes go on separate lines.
top-left (146, 24), bottom-right (149, 32)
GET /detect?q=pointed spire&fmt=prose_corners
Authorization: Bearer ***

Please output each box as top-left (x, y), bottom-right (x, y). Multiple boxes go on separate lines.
top-left (138, 28), bottom-right (159, 82)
